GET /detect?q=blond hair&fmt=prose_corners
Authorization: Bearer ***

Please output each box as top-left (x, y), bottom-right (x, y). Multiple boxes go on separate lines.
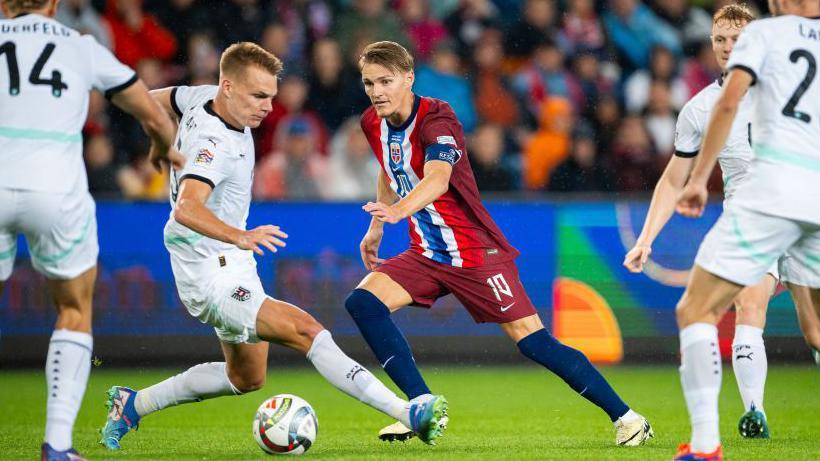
top-left (358, 41), bottom-right (414, 74)
top-left (713, 3), bottom-right (755, 27)
top-left (220, 42), bottom-right (284, 80)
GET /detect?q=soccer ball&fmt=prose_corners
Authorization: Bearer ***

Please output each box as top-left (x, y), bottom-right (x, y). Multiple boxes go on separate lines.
top-left (252, 394), bottom-right (318, 455)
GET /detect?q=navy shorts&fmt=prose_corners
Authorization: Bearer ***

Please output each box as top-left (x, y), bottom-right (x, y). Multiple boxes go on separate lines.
top-left (374, 250), bottom-right (537, 323)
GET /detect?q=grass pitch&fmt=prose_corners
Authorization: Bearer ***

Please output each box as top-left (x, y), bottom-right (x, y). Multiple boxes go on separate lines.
top-left (1, 365), bottom-right (818, 460)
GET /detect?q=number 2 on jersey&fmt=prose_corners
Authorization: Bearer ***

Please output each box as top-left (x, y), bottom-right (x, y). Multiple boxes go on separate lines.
top-left (0, 41), bottom-right (68, 97)
top-left (781, 49), bottom-right (816, 124)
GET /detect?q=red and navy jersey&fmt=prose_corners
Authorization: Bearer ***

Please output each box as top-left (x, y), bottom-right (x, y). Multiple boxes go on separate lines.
top-left (361, 96), bottom-right (519, 268)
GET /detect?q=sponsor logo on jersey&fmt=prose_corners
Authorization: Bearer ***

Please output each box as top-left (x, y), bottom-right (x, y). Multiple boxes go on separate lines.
top-left (437, 135), bottom-right (457, 146)
top-left (195, 148), bottom-right (214, 166)
top-left (231, 286), bottom-right (252, 302)
top-left (389, 142), bottom-right (402, 164)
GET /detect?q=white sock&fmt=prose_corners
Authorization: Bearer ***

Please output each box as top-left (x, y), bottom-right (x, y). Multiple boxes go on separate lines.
top-left (679, 323), bottom-right (722, 453)
top-left (134, 362), bottom-right (240, 417)
top-left (616, 409), bottom-right (640, 425)
top-left (732, 325), bottom-right (767, 413)
top-left (307, 330), bottom-right (411, 427)
top-left (45, 329), bottom-right (93, 451)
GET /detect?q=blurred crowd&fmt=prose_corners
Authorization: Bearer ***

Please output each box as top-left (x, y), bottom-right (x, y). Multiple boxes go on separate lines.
top-left (10, 0), bottom-right (761, 200)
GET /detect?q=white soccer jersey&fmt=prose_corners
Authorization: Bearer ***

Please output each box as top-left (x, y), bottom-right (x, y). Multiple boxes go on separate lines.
top-left (727, 15), bottom-right (820, 224)
top-left (163, 85), bottom-right (257, 280)
top-left (0, 13), bottom-right (136, 193)
top-left (674, 80), bottom-right (754, 201)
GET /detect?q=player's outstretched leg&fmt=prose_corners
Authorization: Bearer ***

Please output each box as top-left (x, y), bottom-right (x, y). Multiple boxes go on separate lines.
top-left (42, 269), bottom-right (96, 461)
top-left (99, 361), bottom-right (245, 449)
top-left (259, 298), bottom-right (448, 445)
top-left (732, 277), bottom-right (772, 439)
top-left (506, 316), bottom-right (653, 446)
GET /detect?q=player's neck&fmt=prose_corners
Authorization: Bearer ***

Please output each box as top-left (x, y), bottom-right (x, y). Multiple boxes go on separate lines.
top-left (211, 95), bottom-right (246, 131)
top-left (386, 93), bottom-right (417, 128)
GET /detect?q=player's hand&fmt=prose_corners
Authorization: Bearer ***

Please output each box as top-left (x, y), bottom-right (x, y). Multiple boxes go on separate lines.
top-left (149, 144), bottom-right (186, 172)
top-left (623, 245), bottom-right (652, 273)
top-left (676, 182), bottom-right (708, 218)
top-left (360, 228), bottom-right (385, 271)
top-left (363, 202), bottom-right (403, 224)
top-left (236, 225), bottom-right (288, 256)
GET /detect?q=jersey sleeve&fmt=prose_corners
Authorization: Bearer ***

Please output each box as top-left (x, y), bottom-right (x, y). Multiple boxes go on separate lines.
top-left (726, 21), bottom-right (767, 85)
top-left (86, 37), bottom-right (137, 99)
top-left (171, 85), bottom-right (219, 118)
top-left (177, 135), bottom-right (234, 189)
top-left (419, 106), bottom-right (464, 166)
top-left (674, 102), bottom-right (703, 157)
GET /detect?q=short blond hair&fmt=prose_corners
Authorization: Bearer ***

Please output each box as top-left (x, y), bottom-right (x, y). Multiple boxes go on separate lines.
top-left (358, 41), bottom-right (414, 74)
top-left (220, 42), bottom-right (284, 80)
top-left (713, 3), bottom-right (755, 27)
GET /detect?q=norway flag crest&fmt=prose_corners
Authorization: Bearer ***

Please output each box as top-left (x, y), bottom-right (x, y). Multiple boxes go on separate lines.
top-left (389, 142), bottom-right (402, 164)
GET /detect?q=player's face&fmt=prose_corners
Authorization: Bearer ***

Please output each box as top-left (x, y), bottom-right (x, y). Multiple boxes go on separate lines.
top-left (361, 63), bottom-right (414, 119)
top-left (711, 20), bottom-right (747, 70)
top-left (224, 65), bottom-right (278, 129)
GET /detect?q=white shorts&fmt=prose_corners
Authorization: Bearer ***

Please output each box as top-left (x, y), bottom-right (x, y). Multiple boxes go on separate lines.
top-left (170, 250), bottom-right (266, 344)
top-left (0, 188), bottom-right (98, 281)
top-left (695, 206), bottom-right (820, 288)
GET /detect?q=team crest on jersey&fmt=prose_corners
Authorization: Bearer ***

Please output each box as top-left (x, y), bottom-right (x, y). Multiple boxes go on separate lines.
top-left (389, 142), bottom-right (402, 164)
top-left (231, 286), bottom-right (252, 302)
top-left (195, 148), bottom-right (214, 166)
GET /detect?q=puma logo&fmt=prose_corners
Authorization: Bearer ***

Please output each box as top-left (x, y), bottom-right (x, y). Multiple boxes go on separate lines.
top-left (735, 352), bottom-right (754, 361)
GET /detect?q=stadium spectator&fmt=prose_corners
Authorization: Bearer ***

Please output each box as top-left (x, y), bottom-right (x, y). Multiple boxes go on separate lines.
top-left (602, 0), bottom-right (681, 71)
top-left (306, 39), bottom-right (370, 132)
top-left (253, 117), bottom-right (328, 200)
top-left (504, 0), bottom-right (559, 59)
top-left (102, 0), bottom-right (177, 67)
top-left (568, 50), bottom-right (615, 119)
top-left (470, 29), bottom-right (520, 128)
top-left (57, 0), bottom-right (111, 49)
top-left (610, 116), bottom-right (660, 191)
top-left (210, 0), bottom-right (274, 48)
top-left (512, 39), bottom-right (574, 127)
top-left (643, 80), bottom-right (677, 157)
top-left (184, 33), bottom-right (219, 86)
top-left (548, 123), bottom-right (613, 192)
top-left (653, 0), bottom-right (713, 55)
top-left (272, 0), bottom-right (334, 44)
top-left (151, 0), bottom-right (211, 64)
top-left (260, 22), bottom-right (307, 77)
top-left (469, 123), bottom-right (517, 192)
top-left (332, 0), bottom-right (410, 58)
top-left (117, 156), bottom-right (168, 201)
top-left (84, 134), bottom-right (122, 198)
top-left (255, 74), bottom-right (330, 159)
top-left (324, 117), bottom-right (381, 200)
top-left (414, 41), bottom-right (478, 133)
top-left (560, 0), bottom-right (606, 56)
top-left (682, 39), bottom-right (722, 96)
top-left (624, 46), bottom-right (689, 113)
top-left (443, 0), bottom-right (500, 58)
top-left (523, 97), bottom-right (573, 189)
top-left (398, 0), bottom-right (449, 62)
top-left (591, 94), bottom-right (621, 156)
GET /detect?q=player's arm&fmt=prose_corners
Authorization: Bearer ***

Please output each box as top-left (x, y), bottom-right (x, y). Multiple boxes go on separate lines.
top-left (148, 87), bottom-right (180, 121)
top-left (173, 179), bottom-right (288, 256)
top-left (360, 171), bottom-right (397, 270)
top-left (677, 69), bottom-right (753, 217)
top-left (110, 82), bottom-right (184, 170)
top-left (624, 154), bottom-right (695, 272)
top-left (364, 160), bottom-right (452, 224)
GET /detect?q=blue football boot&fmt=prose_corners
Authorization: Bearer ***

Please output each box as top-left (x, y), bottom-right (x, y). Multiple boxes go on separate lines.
top-left (41, 443), bottom-right (86, 461)
top-left (99, 386), bottom-right (141, 449)
top-left (408, 394), bottom-right (448, 445)
top-left (738, 404), bottom-right (770, 439)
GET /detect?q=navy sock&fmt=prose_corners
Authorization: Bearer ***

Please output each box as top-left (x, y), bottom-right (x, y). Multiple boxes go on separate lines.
top-left (517, 329), bottom-right (629, 421)
top-left (344, 288), bottom-right (431, 399)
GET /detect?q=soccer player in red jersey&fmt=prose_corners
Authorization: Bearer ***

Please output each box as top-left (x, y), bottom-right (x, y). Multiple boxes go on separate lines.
top-left (344, 41), bottom-right (654, 446)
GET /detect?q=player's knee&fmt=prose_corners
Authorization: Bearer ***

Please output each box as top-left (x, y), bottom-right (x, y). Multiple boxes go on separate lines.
top-left (344, 288), bottom-right (388, 320)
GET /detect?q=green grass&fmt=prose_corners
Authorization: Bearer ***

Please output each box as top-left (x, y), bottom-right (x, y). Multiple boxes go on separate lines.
top-left (2, 366), bottom-right (818, 460)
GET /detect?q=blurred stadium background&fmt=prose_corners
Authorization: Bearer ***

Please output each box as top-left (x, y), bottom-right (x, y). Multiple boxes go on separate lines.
top-left (0, 0), bottom-right (813, 367)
